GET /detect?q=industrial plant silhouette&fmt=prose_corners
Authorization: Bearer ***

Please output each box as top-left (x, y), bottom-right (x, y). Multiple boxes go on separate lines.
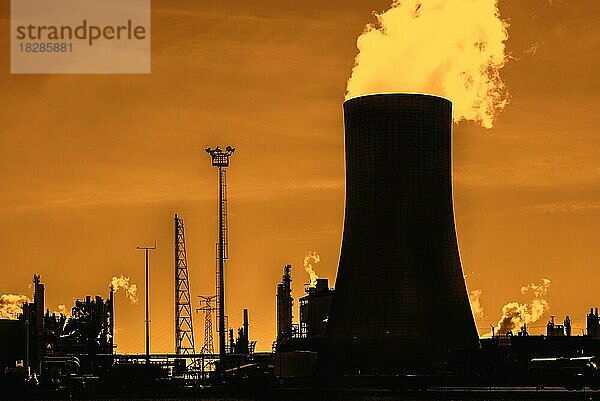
top-left (2, 94), bottom-right (600, 399)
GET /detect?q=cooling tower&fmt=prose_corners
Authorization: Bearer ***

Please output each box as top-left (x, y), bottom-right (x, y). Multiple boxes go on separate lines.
top-left (321, 93), bottom-right (479, 375)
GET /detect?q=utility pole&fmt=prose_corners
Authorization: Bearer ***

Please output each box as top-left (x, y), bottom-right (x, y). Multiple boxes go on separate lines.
top-left (205, 145), bottom-right (235, 378)
top-left (137, 243), bottom-right (156, 363)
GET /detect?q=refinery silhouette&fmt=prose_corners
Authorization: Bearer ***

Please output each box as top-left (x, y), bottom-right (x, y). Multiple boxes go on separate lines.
top-left (2, 95), bottom-right (600, 400)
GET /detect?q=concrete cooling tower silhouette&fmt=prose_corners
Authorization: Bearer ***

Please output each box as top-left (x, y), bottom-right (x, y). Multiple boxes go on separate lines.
top-left (321, 93), bottom-right (479, 375)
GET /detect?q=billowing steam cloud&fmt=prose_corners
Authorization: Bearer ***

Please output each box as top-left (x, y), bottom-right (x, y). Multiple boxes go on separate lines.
top-left (346, 0), bottom-right (509, 128)
top-left (495, 278), bottom-right (551, 335)
top-left (469, 289), bottom-right (484, 320)
top-left (303, 251), bottom-right (320, 287)
top-left (56, 304), bottom-right (70, 317)
top-left (110, 276), bottom-right (139, 304)
top-left (0, 294), bottom-right (30, 319)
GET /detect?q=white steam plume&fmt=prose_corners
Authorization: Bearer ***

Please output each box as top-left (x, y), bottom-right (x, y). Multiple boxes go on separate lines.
top-left (469, 289), bottom-right (484, 320)
top-left (303, 251), bottom-right (320, 287)
top-left (346, 0), bottom-right (510, 128)
top-left (0, 294), bottom-right (30, 319)
top-left (110, 276), bottom-right (139, 304)
top-left (56, 304), bottom-right (70, 317)
top-left (494, 278), bottom-right (551, 335)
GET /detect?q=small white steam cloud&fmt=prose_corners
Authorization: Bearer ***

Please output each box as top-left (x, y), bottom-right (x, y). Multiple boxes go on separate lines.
top-left (464, 273), bottom-right (483, 320)
top-left (56, 304), bottom-right (70, 317)
top-left (0, 294), bottom-right (30, 320)
top-left (110, 276), bottom-right (139, 304)
top-left (346, 0), bottom-right (510, 128)
top-left (303, 251), bottom-right (320, 287)
top-left (494, 278), bottom-right (551, 335)
top-left (469, 289), bottom-right (484, 320)
top-left (523, 44), bottom-right (538, 56)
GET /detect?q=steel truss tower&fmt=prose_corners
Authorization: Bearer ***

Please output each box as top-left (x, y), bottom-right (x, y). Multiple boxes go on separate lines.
top-left (205, 145), bottom-right (235, 377)
top-left (174, 214), bottom-right (196, 357)
top-left (197, 295), bottom-right (217, 354)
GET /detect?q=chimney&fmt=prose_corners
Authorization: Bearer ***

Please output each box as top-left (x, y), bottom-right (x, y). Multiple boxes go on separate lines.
top-left (33, 274), bottom-right (44, 332)
top-left (109, 287), bottom-right (115, 348)
top-left (229, 328), bottom-right (235, 354)
top-left (276, 264), bottom-right (293, 344)
top-left (243, 308), bottom-right (249, 342)
top-left (564, 316), bottom-right (571, 337)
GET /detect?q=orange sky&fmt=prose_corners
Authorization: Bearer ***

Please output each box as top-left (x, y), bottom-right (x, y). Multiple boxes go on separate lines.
top-left (0, 0), bottom-right (599, 352)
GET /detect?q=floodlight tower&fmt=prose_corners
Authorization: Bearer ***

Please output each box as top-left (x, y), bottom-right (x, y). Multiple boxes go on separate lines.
top-left (205, 145), bottom-right (235, 377)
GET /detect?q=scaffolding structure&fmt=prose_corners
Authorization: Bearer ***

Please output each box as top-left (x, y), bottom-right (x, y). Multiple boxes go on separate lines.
top-left (174, 214), bottom-right (196, 357)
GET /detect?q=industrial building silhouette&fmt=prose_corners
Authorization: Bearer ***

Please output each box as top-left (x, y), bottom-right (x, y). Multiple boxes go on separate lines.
top-left (3, 94), bottom-right (600, 396)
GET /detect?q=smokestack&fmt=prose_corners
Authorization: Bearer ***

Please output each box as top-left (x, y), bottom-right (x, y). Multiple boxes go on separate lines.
top-left (229, 328), bottom-right (235, 354)
top-left (243, 308), bottom-right (249, 342)
top-left (33, 274), bottom-right (44, 332)
top-left (321, 94), bottom-right (478, 374)
top-left (109, 286), bottom-right (115, 349)
top-left (276, 264), bottom-right (293, 344)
